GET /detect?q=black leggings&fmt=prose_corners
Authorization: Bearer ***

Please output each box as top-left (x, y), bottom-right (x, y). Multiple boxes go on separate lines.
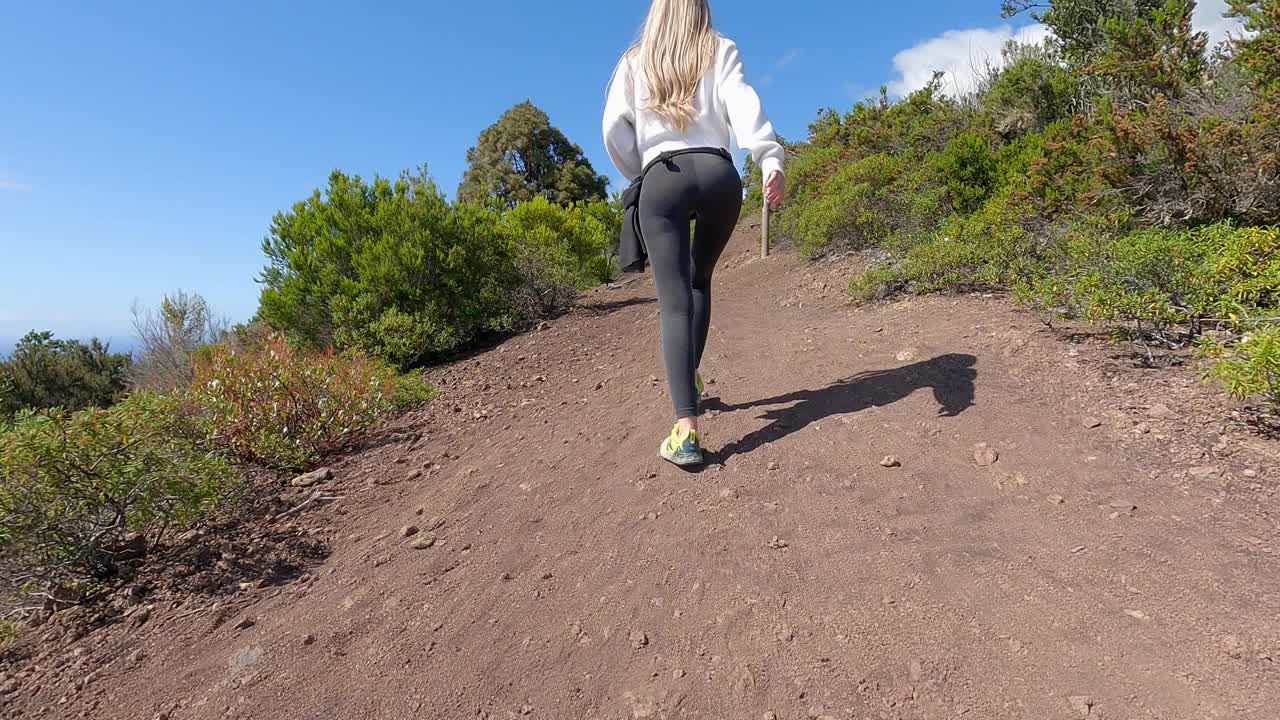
top-left (639, 151), bottom-right (743, 419)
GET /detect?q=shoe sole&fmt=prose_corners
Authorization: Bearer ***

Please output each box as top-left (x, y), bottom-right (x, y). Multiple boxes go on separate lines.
top-left (659, 447), bottom-right (705, 467)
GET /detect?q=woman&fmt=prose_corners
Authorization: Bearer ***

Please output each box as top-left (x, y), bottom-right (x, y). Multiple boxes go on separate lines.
top-left (603, 0), bottom-right (785, 467)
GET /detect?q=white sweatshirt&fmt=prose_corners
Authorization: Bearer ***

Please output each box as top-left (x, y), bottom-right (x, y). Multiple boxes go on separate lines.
top-left (603, 36), bottom-right (785, 183)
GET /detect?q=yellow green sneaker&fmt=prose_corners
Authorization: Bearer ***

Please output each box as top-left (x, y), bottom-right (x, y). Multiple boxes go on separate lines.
top-left (659, 424), bottom-right (704, 467)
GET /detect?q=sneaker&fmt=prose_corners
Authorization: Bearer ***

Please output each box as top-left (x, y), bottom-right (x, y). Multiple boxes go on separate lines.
top-left (658, 424), bottom-right (704, 467)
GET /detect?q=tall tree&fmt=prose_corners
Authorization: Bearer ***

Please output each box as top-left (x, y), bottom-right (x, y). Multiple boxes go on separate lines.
top-left (457, 101), bottom-right (608, 208)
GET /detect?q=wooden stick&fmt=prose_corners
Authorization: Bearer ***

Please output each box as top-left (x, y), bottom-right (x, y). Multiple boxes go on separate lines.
top-left (761, 204), bottom-right (770, 258)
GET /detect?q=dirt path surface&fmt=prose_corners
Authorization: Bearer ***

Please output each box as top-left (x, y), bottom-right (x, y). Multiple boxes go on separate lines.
top-left (6, 229), bottom-right (1280, 720)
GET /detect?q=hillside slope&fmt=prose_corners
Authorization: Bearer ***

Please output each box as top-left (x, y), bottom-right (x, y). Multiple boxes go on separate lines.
top-left (5, 227), bottom-right (1280, 720)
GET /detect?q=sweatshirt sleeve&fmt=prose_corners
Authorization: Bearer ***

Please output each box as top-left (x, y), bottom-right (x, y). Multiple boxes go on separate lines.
top-left (603, 54), bottom-right (643, 182)
top-left (717, 41), bottom-right (784, 180)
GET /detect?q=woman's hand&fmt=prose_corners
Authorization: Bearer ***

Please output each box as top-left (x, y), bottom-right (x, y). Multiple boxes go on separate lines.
top-left (765, 170), bottom-right (785, 209)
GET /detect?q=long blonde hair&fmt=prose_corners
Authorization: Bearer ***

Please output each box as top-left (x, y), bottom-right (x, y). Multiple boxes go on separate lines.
top-left (630, 0), bottom-right (718, 132)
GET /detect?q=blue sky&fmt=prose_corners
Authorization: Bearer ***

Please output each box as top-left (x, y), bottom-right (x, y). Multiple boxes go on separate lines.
top-left (0, 0), bottom-right (1241, 352)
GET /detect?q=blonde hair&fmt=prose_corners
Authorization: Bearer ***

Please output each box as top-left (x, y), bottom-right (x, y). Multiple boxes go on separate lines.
top-left (630, 0), bottom-right (718, 132)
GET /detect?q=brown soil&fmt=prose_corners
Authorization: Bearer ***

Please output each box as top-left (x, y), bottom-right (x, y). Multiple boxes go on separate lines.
top-left (3, 228), bottom-right (1279, 720)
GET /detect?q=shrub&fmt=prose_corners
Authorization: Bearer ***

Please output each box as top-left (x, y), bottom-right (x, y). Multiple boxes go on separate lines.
top-left (848, 266), bottom-right (903, 305)
top-left (1019, 222), bottom-right (1280, 333)
top-left (501, 197), bottom-right (615, 324)
top-left (1, 332), bottom-right (132, 418)
top-left (188, 334), bottom-right (432, 469)
top-left (0, 392), bottom-right (233, 597)
top-left (1201, 325), bottom-right (1280, 407)
top-left (259, 168), bottom-right (515, 368)
top-left (781, 153), bottom-right (927, 256)
top-left (896, 189), bottom-right (1040, 293)
top-left (930, 132), bottom-right (1000, 213)
top-left (979, 40), bottom-right (1076, 137)
top-left (260, 168), bottom-right (622, 368)
top-left (0, 618), bottom-right (15, 647)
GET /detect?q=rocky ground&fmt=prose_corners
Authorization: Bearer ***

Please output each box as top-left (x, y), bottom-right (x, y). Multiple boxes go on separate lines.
top-left (2, 226), bottom-right (1278, 720)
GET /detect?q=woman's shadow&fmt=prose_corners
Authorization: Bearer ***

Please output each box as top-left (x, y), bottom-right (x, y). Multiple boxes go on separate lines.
top-left (705, 353), bottom-right (978, 463)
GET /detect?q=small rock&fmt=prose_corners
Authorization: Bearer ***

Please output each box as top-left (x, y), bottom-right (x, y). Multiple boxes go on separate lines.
top-left (880, 456), bottom-right (902, 468)
top-left (411, 534), bottom-right (437, 550)
top-left (629, 629), bottom-right (649, 650)
top-left (767, 536), bottom-right (789, 549)
top-left (1108, 500), bottom-right (1137, 512)
top-left (302, 634), bottom-right (317, 646)
top-left (672, 668), bottom-right (685, 679)
top-left (1048, 494), bottom-right (1066, 505)
top-left (1145, 404), bottom-right (1177, 419)
top-left (974, 444), bottom-right (1000, 467)
top-left (0, 678), bottom-right (18, 695)
top-left (1242, 469), bottom-right (1258, 479)
top-left (234, 616), bottom-right (256, 631)
top-left (1071, 545), bottom-right (1087, 554)
top-left (719, 488), bottom-right (738, 499)
top-left (400, 525), bottom-right (420, 539)
top-left (645, 512), bottom-right (658, 521)
top-left (1082, 416), bottom-right (1103, 429)
top-left (414, 506), bottom-right (425, 516)
top-left (291, 467), bottom-right (332, 488)
top-left (1066, 695), bottom-right (1094, 718)
top-left (763, 713), bottom-right (778, 720)
top-left (130, 606), bottom-right (152, 628)
top-left (520, 703), bottom-right (534, 715)
top-left (895, 349), bottom-right (918, 362)
top-left (1188, 465), bottom-right (1222, 479)
top-left (1124, 609), bottom-right (1150, 621)
top-left (767, 461), bottom-right (780, 471)
top-left (423, 515), bottom-right (446, 531)
top-left (128, 649), bottom-right (145, 665)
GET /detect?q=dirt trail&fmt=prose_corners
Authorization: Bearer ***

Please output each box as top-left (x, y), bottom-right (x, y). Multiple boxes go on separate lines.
top-left (7, 228), bottom-right (1280, 720)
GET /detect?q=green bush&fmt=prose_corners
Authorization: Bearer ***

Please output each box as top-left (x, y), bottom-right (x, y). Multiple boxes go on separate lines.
top-left (1202, 325), bottom-right (1280, 407)
top-left (259, 168), bottom-right (516, 368)
top-left (188, 333), bottom-right (432, 470)
top-left (930, 132), bottom-right (1000, 213)
top-left (898, 189), bottom-right (1039, 293)
top-left (259, 168), bottom-right (621, 368)
top-left (848, 266), bottom-right (903, 305)
top-left (1, 332), bottom-right (132, 418)
top-left (502, 197), bottom-right (615, 321)
top-left (979, 40), bottom-right (1076, 137)
top-left (1018, 223), bottom-right (1280, 333)
top-left (0, 392), bottom-right (233, 596)
top-left (0, 617), bottom-right (15, 647)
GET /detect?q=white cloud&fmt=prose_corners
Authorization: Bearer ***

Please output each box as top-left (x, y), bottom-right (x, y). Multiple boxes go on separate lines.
top-left (760, 48), bottom-right (804, 87)
top-left (885, 7), bottom-right (1247, 99)
top-left (0, 169), bottom-right (31, 192)
top-left (1194, 0), bottom-right (1245, 48)
top-left (886, 23), bottom-right (1050, 98)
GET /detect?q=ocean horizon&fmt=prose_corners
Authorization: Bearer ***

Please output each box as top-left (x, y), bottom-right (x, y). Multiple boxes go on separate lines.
top-left (1, 334), bottom-right (140, 358)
